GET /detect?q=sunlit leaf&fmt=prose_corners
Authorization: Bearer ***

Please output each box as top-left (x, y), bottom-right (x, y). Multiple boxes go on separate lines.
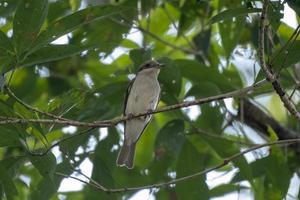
top-left (209, 8), bottom-right (261, 24)
top-left (13, 0), bottom-right (48, 54)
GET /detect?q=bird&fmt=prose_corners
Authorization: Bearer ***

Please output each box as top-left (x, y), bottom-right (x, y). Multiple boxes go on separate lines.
top-left (116, 60), bottom-right (164, 169)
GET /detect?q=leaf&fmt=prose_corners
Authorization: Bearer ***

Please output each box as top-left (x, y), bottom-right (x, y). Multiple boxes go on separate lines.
top-left (0, 0), bottom-right (19, 17)
top-left (147, 7), bottom-right (170, 35)
top-left (177, 0), bottom-right (201, 36)
top-left (149, 119), bottom-right (185, 177)
top-left (13, 0), bottom-right (49, 54)
top-left (199, 134), bottom-right (253, 185)
top-left (31, 160), bottom-right (73, 200)
top-left (272, 41), bottom-right (300, 71)
top-left (287, 0), bottom-right (300, 16)
top-left (85, 128), bottom-right (119, 200)
top-left (129, 48), bottom-right (152, 72)
top-left (0, 30), bottom-right (14, 54)
top-left (219, 16), bottom-right (245, 59)
top-left (158, 57), bottom-right (182, 104)
top-left (0, 127), bottom-right (20, 147)
top-left (175, 140), bottom-right (210, 200)
top-left (175, 59), bottom-right (234, 92)
top-left (81, 18), bottom-right (130, 54)
top-left (196, 104), bottom-right (224, 132)
top-left (31, 177), bottom-right (57, 200)
top-left (209, 184), bottom-right (246, 197)
top-left (0, 30), bottom-right (15, 73)
top-left (29, 152), bottom-right (57, 177)
top-left (21, 44), bottom-right (93, 68)
top-left (231, 154), bottom-right (292, 198)
top-left (193, 29), bottom-right (211, 63)
top-left (29, 5), bottom-right (133, 55)
top-left (209, 8), bottom-right (261, 24)
top-left (186, 82), bottom-right (221, 98)
top-left (0, 157), bottom-right (24, 200)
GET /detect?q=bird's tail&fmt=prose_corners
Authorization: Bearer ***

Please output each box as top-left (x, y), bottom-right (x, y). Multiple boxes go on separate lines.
top-left (116, 143), bottom-right (136, 169)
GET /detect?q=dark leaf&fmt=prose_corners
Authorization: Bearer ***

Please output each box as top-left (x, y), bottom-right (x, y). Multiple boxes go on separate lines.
top-left (13, 0), bottom-right (48, 54)
top-left (175, 140), bottom-right (210, 200)
top-left (149, 119), bottom-right (185, 178)
top-left (209, 8), bottom-right (261, 24)
top-left (129, 48), bottom-right (152, 72)
top-left (29, 152), bottom-right (57, 177)
top-left (29, 5), bottom-right (133, 55)
top-left (175, 59), bottom-right (234, 92)
top-left (21, 44), bottom-right (93, 68)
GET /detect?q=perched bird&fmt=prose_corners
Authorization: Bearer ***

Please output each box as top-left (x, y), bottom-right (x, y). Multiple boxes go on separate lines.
top-left (116, 60), bottom-right (164, 169)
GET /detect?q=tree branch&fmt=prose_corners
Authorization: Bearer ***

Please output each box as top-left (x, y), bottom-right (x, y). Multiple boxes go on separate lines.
top-left (55, 139), bottom-right (300, 193)
top-left (5, 85), bottom-right (71, 122)
top-left (237, 99), bottom-right (300, 156)
top-left (258, 0), bottom-right (300, 121)
top-left (0, 79), bottom-right (267, 128)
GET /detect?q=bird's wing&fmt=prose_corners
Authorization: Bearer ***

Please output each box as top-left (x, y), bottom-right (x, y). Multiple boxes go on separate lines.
top-left (123, 78), bottom-right (135, 116)
top-left (133, 86), bottom-right (161, 142)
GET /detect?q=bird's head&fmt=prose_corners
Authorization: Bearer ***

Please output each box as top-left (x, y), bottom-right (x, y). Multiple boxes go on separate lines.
top-left (138, 60), bottom-right (165, 72)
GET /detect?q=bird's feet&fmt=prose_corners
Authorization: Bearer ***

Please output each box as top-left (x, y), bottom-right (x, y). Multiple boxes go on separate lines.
top-left (126, 113), bottom-right (134, 120)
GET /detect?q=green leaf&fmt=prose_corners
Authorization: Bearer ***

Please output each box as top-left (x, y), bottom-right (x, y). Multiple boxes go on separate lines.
top-left (219, 16), bottom-right (245, 58)
top-left (31, 161), bottom-right (73, 200)
top-left (147, 7), bottom-right (170, 35)
top-left (231, 154), bottom-right (292, 198)
top-left (209, 184), bottom-right (246, 197)
top-left (186, 82), bottom-right (221, 98)
top-left (0, 127), bottom-right (20, 147)
top-left (21, 44), bottom-right (93, 68)
top-left (199, 134), bottom-right (253, 184)
top-left (13, 0), bottom-right (49, 54)
top-left (129, 48), bottom-right (152, 72)
top-left (175, 59), bottom-right (234, 92)
top-left (272, 41), bottom-right (300, 71)
top-left (31, 177), bottom-right (57, 200)
top-left (29, 5), bottom-right (133, 55)
top-left (209, 8), bottom-right (261, 24)
top-left (29, 152), bottom-right (57, 177)
top-left (149, 119), bottom-right (185, 177)
top-left (177, 0), bottom-right (200, 36)
top-left (231, 156), bottom-right (269, 183)
top-left (158, 57), bottom-right (182, 104)
top-left (0, 30), bottom-right (14, 54)
top-left (196, 104), bottom-right (224, 132)
top-left (0, 157), bottom-right (24, 200)
top-left (0, 30), bottom-right (15, 73)
top-left (85, 128), bottom-right (119, 200)
top-left (0, 0), bottom-right (19, 17)
top-left (175, 140), bottom-right (209, 200)
top-left (287, 0), bottom-right (300, 16)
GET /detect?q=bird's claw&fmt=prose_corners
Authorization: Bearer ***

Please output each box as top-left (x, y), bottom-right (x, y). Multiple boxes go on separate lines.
top-left (127, 113), bottom-right (134, 120)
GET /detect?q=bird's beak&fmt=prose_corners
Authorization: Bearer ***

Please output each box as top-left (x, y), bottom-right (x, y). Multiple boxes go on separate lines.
top-left (157, 63), bottom-right (165, 68)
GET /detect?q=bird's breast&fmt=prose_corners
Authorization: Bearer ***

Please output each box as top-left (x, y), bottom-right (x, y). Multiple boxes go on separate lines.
top-left (125, 75), bottom-right (160, 115)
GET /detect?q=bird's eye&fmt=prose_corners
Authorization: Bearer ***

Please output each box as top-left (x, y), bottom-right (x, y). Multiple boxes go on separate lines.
top-left (145, 64), bottom-right (150, 67)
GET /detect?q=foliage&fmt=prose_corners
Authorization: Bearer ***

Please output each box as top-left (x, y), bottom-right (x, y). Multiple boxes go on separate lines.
top-left (0, 0), bottom-right (299, 199)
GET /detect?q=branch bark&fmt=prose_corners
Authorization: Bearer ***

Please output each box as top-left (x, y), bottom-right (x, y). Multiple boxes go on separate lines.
top-left (237, 99), bottom-right (300, 157)
top-left (259, 0), bottom-right (300, 121)
top-left (55, 139), bottom-right (300, 193)
top-left (0, 79), bottom-right (267, 128)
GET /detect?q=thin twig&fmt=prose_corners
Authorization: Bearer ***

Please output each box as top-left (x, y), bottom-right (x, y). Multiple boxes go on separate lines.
top-left (110, 16), bottom-right (202, 56)
top-left (29, 128), bottom-right (95, 156)
top-left (270, 25), bottom-right (300, 65)
top-left (55, 139), bottom-right (300, 193)
top-left (136, 25), bottom-right (202, 56)
top-left (258, 0), bottom-right (300, 121)
top-left (5, 85), bottom-right (71, 121)
top-left (0, 79), bottom-right (267, 128)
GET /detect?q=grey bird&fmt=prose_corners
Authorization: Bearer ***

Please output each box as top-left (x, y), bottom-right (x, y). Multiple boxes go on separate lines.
top-left (116, 60), bottom-right (164, 169)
